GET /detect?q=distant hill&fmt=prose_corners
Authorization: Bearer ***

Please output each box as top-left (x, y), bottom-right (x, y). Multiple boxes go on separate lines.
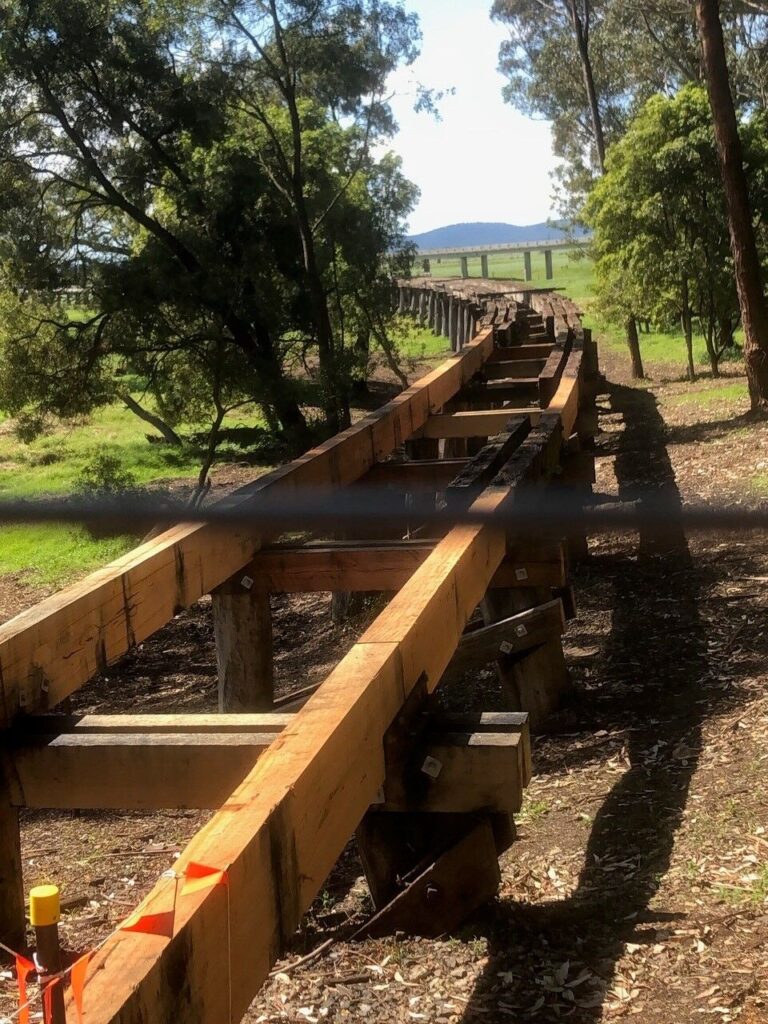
top-left (408, 221), bottom-right (583, 250)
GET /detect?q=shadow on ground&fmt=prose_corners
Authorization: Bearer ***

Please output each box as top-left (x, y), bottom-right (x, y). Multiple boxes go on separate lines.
top-left (457, 380), bottom-right (723, 1020)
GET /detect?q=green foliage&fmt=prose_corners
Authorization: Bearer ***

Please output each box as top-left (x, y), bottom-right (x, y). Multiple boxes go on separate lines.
top-left (585, 85), bottom-right (768, 377)
top-left (0, 0), bottom-right (421, 471)
top-left (492, 0), bottom-right (768, 210)
top-left (74, 453), bottom-right (138, 495)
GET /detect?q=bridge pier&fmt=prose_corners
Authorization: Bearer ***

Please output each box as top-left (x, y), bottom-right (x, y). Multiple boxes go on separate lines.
top-left (523, 251), bottom-right (533, 282)
top-left (460, 255), bottom-right (469, 279)
top-left (480, 254), bottom-right (489, 278)
top-left (545, 249), bottom-right (553, 280)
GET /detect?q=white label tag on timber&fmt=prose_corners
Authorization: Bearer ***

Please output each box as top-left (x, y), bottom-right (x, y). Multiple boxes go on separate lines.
top-left (240, 575), bottom-right (254, 590)
top-left (421, 755), bottom-right (443, 779)
top-left (515, 624), bottom-right (528, 637)
top-left (515, 567), bottom-right (529, 582)
top-left (499, 640), bottom-right (514, 655)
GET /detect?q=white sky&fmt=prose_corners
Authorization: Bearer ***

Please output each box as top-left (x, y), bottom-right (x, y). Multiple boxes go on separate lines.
top-left (382, 0), bottom-right (559, 235)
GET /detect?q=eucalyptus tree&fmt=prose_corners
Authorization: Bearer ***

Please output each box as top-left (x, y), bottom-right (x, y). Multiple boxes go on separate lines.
top-left (585, 85), bottom-right (767, 380)
top-left (202, 0), bottom-right (421, 431)
top-left (696, 0), bottom-right (768, 410)
top-left (0, 0), bottom-right (420, 474)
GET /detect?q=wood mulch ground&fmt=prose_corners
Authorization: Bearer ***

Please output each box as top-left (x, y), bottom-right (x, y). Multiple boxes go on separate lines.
top-left (2, 347), bottom-right (768, 1023)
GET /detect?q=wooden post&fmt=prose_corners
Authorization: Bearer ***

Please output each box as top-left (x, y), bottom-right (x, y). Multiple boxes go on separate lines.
top-left (457, 302), bottom-right (467, 349)
top-left (0, 784), bottom-right (25, 950)
top-left (418, 290), bottom-right (428, 326)
top-left (524, 251), bottom-right (533, 282)
top-left (544, 249), bottom-right (554, 280)
top-left (212, 580), bottom-right (274, 711)
top-left (30, 885), bottom-right (66, 1024)
top-left (450, 298), bottom-right (460, 352)
top-left (480, 588), bottom-right (570, 730)
top-left (434, 291), bottom-right (443, 336)
top-left (442, 295), bottom-right (451, 340)
top-left (460, 255), bottom-right (469, 279)
top-left (428, 291), bottom-right (437, 331)
top-left (480, 253), bottom-right (489, 278)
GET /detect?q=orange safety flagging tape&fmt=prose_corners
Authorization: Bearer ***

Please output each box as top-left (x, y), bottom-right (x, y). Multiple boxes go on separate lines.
top-left (42, 977), bottom-right (60, 1024)
top-left (15, 954), bottom-right (34, 1024)
top-left (181, 862), bottom-right (229, 897)
top-left (70, 952), bottom-right (91, 1024)
top-left (120, 909), bottom-right (176, 938)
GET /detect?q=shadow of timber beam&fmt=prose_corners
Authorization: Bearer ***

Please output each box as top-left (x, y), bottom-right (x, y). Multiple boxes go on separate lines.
top-left (64, 353), bottom-right (584, 1024)
top-left (0, 329), bottom-right (495, 726)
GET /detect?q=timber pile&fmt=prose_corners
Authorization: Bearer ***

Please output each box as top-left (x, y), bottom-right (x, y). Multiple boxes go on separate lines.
top-left (0, 292), bottom-right (598, 1023)
top-left (395, 276), bottom-right (585, 352)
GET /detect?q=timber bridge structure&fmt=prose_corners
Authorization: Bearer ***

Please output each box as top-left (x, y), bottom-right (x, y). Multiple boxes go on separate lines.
top-left (0, 279), bottom-right (598, 1022)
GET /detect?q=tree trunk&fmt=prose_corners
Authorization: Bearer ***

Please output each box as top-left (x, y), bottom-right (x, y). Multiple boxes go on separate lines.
top-left (681, 279), bottom-right (696, 382)
top-left (696, 0), bottom-right (768, 410)
top-left (625, 315), bottom-right (645, 379)
top-left (121, 393), bottom-right (182, 445)
top-left (718, 314), bottom-right (736, 350)
top-left (351, 328), bottom-right (370, 398)
top-left (569, 0), bottom-right (607, 171)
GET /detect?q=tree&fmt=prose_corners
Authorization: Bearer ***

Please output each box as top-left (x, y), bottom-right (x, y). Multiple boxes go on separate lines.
top-left (492, 0), bottom-right (768, 205)
top-left (585, 85), bottom-right (759, 380)
top-left (0, 0), bottom-right (420, 473)
top-left (695, 0), bottom-right (768, 411)
top-left (201, 0), bottom-right (421, 432)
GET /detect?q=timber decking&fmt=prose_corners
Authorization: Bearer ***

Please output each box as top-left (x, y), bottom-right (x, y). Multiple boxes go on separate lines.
top-left (0, 289), bottom-right (596, 1023)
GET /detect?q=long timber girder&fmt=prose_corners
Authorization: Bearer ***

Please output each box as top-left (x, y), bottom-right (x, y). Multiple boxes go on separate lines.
top-left (0, 289), bottom-right (599, 1023)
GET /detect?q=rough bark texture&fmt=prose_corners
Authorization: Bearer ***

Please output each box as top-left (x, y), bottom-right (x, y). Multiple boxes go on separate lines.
top-left (0, 791), bottom-right (25, 950)
top-left (569, 0), bottom-right (606, 171)
top-left (696, 0), bottom-right (768, 410)
top-left (121, 394), bottom-right (182, 445)
top-left (625, 315), bottom-right (645, 380)
top-left (681, 278), bottom-right (696, 382)
top-left (212, 585), bottom-right (275, 711)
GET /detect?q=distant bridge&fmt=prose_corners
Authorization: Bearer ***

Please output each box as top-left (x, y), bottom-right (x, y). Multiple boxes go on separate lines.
top-left (415, 236), bottom-right (590, 282)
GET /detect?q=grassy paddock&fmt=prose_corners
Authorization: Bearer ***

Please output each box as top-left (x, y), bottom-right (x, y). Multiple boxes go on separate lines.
top-left (416, 248), bottom-right (745, 377)
top-left (0, 324), bottom-right (446, 591)
top-left (0, 399), bottom-right (270, 589)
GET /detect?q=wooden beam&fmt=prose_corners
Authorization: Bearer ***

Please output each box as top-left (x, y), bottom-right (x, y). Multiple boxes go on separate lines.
top-left (0, 328), bottom-right (495, 725)
top-left (484, 359), bottom-right (547, 379)
top-left (487, 343), bottom-right (553, 362)
top-left (0, 786), bottom-right (24, 949)
top-left (380, 730), bottom-right (526, 815)
top-left (422, 408), bottom-right (542, 439)
top-left (8, 733), bottom-right (278, 810)
top-left (246, 540), bottom-right (565, 593)
top-left (361, 459), bottom-right (468, 490)
top-left (462, 379), bottom-right (540, 405)
top-left (444, 417), bottom-right (530, 508)
top-left (18, 713), bottom-right (293, 735)
top-left (212, 583), bottom-right (274, 712)
top-left (356, 818), bottom-right (501, 939)
top-left (448, 599), bottom-right (565, 676)
top-left (62, 345), bottom-right (584, 1023)
top-left (538, 336), bottom-right (573, 408)
top-left (65, 500), bottom-right (512, 1022)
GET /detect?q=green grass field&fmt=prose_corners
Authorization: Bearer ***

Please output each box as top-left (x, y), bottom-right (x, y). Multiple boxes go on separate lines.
top-left (0, 399), bottom-right (272, 589)
top-left (0, 257), bottom-right (745, 595)
top-left (417, 248), bottom-right (745, 375)
top-left (0, 324), bottom-right (450, 592)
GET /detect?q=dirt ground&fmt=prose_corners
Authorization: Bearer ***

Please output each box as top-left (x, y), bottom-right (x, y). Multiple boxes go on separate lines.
top-left (2, 346), bottom-right (768, 1022)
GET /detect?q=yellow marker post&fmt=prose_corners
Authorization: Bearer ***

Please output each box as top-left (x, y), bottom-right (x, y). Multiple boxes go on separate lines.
top-left (29, 884), bottom-right (60, 927)
top-left (29, 885), bottom-right (65, 1024)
